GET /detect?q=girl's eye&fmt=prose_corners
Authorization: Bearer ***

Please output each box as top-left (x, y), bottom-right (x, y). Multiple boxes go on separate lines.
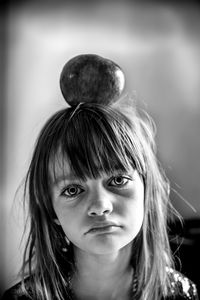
top-left (61, 185), bottom-right (84, 198)
top-left (109, 175), bottom-right (130, 187)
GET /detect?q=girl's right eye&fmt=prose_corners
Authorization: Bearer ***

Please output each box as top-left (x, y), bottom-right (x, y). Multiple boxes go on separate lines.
top-left (61, 185), bottom-right (84, 198)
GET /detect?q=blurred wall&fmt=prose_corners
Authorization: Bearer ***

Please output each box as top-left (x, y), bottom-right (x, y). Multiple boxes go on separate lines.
top-left (1, 1), bottom-right (200, 294)
top-left (0, 6), bottom-right (8, 294)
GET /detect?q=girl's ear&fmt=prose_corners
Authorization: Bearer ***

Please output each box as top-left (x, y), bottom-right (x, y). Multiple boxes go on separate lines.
top-left (54, 218), bottom-right (61, 226)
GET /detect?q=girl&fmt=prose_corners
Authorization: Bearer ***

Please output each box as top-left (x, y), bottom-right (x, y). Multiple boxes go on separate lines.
top-left (2, 55), bottom-right (198, 300)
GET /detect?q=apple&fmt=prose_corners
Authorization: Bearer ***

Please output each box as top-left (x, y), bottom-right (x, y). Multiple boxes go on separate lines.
top-left (60, 54), bottom-right (125, 106)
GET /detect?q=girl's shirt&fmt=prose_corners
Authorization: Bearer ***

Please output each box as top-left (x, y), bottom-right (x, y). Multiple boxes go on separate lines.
top-left (1, 269), bottom-right (198, 300)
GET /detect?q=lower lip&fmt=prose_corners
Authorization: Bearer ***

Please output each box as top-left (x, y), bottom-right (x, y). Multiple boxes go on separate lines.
top-left (88, 226), bottom-right (120, 234)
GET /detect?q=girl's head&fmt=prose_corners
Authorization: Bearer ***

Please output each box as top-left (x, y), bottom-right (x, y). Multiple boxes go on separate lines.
top-left (23, 101), bottom-right (174, 299)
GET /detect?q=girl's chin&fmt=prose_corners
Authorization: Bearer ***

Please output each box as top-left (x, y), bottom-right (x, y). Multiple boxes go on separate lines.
top-left (78, 238), bottom-right (132, 256)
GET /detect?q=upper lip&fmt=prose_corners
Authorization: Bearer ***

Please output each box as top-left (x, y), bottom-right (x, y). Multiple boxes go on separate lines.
top-left (85, 222), bottom-right (121, 234)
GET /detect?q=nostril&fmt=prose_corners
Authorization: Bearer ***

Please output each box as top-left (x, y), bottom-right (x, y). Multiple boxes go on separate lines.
top-left (89, 209), bottom-right (111, 217)
top-left (103, 209), bottom-right (110, 215)
top-left (87, 196), bottom-right (113, 216)
top-left (90, 212), bottom-right (97, 216)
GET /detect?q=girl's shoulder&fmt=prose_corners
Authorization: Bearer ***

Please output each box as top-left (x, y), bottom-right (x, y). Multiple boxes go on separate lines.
top-left (1, 269), bottom-right (198, 300)
top-left (1, 277), bottom-right (34, 300)
top-left (165, 268), bottom-right (199, 299)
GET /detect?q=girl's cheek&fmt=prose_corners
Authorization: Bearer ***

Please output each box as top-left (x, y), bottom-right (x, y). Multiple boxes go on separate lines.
top-left (111, 188), bottom-right (138, 199)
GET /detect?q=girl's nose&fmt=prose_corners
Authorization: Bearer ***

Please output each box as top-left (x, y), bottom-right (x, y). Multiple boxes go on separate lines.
top-left (87, 186), bottom-right (113, 217)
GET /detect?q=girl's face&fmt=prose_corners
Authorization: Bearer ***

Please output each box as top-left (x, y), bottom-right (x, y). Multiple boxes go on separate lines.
top-left (50, 159), bottom-right (144, 255)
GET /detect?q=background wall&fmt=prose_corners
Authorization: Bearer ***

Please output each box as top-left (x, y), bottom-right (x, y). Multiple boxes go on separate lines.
top-left (1, 0), bottom-right (200, 295)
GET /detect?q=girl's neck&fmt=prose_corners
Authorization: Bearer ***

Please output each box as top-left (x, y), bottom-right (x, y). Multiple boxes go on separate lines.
top-left (71, 243), bottom-right (133, 300)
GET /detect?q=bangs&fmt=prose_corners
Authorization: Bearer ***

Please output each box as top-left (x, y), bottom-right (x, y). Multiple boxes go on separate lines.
top-left (49, 104), bottom-right (146, 182)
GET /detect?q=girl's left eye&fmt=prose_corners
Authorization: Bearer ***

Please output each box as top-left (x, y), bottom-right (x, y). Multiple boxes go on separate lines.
top-left (61, 185), bottom-right (84, 198)
top-left (109, 176), bottom-right (130, 187)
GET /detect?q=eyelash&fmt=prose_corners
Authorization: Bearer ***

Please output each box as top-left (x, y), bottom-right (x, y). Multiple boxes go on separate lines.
top-left (61, 175), bottom-right (131, 199)
top-left (108, 175), bottom-right (131, 187)
top-left (61, 185), bottom-right (84, 198)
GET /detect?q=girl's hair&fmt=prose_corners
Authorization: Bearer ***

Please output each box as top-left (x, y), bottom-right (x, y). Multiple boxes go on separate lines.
top-left (21, 101), bottom-right (177, 300)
